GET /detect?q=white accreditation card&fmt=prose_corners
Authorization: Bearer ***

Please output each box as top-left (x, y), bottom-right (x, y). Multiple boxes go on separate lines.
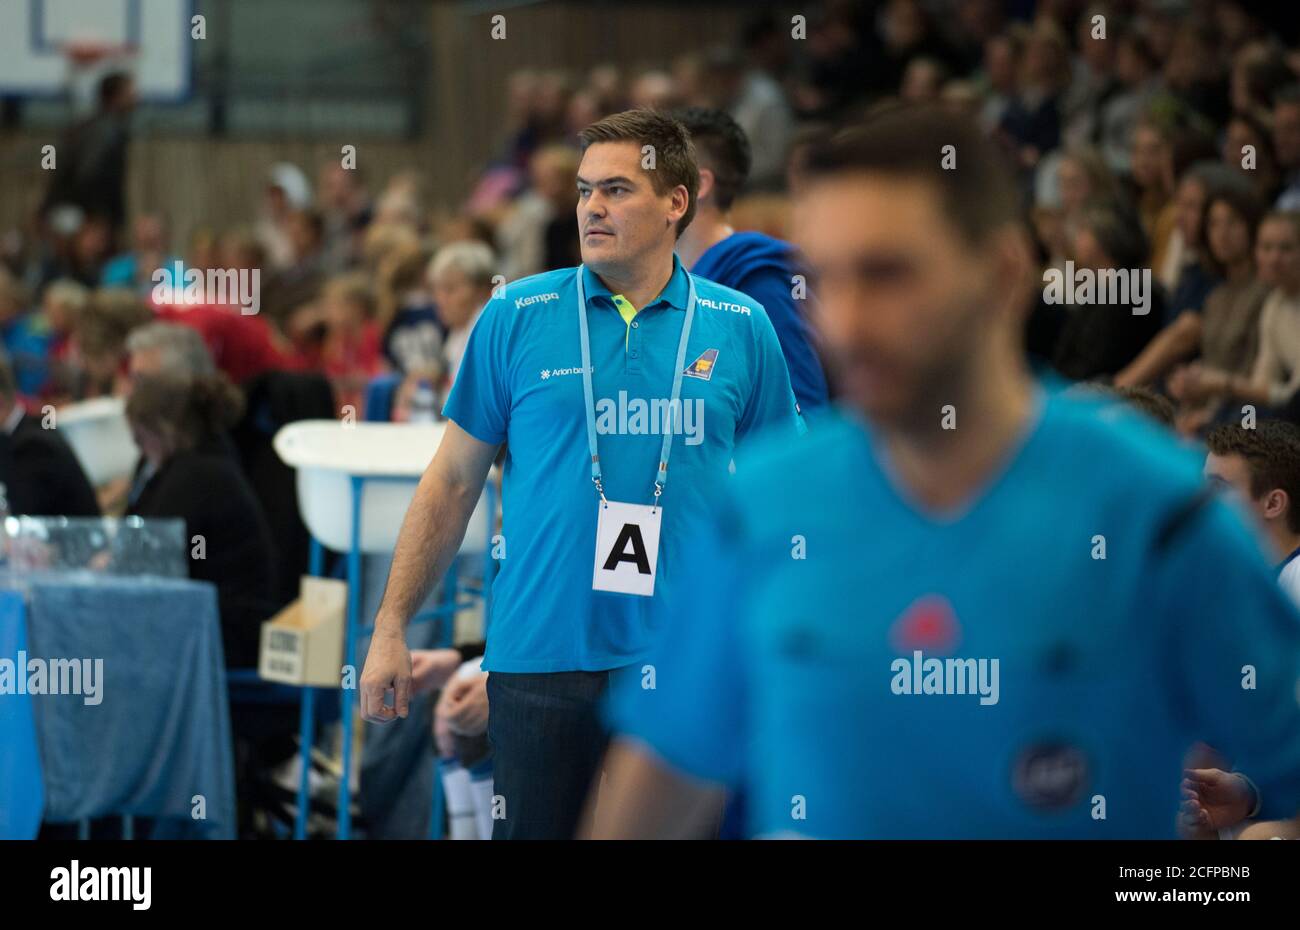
top-left (592, 499), bottom-right (663, 597)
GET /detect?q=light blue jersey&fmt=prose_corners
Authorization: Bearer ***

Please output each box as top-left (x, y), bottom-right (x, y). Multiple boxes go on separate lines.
top-left (444, 256), bottom-right (800, 672)
top-left (610, 390), bottom-right (1300, 837)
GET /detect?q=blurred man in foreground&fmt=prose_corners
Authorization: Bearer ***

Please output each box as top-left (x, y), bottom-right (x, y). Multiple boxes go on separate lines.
top-left (589, 106), bottom-right (1300, 839)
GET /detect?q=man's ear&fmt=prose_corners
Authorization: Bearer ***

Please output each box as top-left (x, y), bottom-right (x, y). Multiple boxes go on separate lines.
top-left (988, 224), bottom-right (1036, 324)
top-left (668, 184), bottom-right (690, 229)
top-left (1264, 488), bottom-right (1290, 523)
top-left (697, 168), bottom-right (715, 204)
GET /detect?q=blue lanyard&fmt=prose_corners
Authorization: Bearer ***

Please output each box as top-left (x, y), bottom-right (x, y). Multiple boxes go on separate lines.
top-left (576, 264), bottom-right (697, 509)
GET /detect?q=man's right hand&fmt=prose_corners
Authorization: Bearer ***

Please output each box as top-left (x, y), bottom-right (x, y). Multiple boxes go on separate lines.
top-left (360, 626), bottom-right (413, 723)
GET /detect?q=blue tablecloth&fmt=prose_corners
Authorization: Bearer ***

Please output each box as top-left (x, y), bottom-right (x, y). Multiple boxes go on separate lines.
top-left (6, 573), bottom-right (237, 839)
top-left (0, 588), bottom-right (44, 839)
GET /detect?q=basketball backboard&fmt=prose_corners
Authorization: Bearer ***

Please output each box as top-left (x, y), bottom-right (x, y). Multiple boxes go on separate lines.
top-left (0, 0), bottom-right (192, 102)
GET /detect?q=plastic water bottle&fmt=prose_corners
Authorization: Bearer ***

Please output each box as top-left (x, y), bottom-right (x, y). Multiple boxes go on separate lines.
top-left (409, 380), bottom-right (438, 423)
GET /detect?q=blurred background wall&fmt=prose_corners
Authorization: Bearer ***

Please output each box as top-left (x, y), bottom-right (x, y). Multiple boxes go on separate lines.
top-left (0, 0), bottom-right (752, 241)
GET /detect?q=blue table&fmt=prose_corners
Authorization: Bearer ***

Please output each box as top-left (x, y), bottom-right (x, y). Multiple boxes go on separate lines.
top-left (0, 574), bottom-right (237, 839)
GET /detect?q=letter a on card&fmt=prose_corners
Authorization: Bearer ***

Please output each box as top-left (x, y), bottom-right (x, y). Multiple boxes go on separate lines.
top-left (592, 500), bottom-right (662, 596)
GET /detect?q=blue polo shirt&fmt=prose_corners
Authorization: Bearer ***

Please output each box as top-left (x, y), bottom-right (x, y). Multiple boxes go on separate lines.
top-left (610, 389), bottom-right (1300, 837)
top-left (443, 255), bottom-right (801, 672)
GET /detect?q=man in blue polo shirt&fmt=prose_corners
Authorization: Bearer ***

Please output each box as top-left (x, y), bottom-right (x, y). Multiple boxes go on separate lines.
top-left (674, 107), bottom-right (829, 413)
top-left (591, 106), bottom-right (1300, 839)
top-left (359, 109), bottom-right (800, 839)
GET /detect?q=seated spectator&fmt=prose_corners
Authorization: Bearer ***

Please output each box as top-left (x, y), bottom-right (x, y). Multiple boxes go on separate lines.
top-left (257, 163), bottom-right (313, 272)
top-left (1128, 116), bottom-right (1176, 241)
top-left (1116, 185), bottom-right (1267, 393)
top-left (410, 644), bottom-right (491, 840)
top-left (1050, 205), bottom-right (1164, 380)
top-left (1152, 162), bottom-right (1239, 310)
top-left (1271, 85), bottom-right (1300, 210)
top-left (318, 273), bottom-right (385, 417)
top-left (317, 161), bottom-right (374, 273)
top-left (997, 20), bottom-right (1069, 178)
top-left (0, 268), bottom-right (45, 397)
top-left (100, 213), bottom-right (180, 296)
top-left (977, 27), bottom-right (1025, 136)
top-left (114, 322), bottom-right (233, 513)
top-left (261, 209), bottom-right (328, 334)
top-left (376, 240), bottom-right (443, 377)
top-left (70, 287), bottom-right (153, 398)
top-left (126, 321), bottom-right (215, 386)
top-left (1204, 420), bottom-right (1300, 602)
top-left (125, 372), bottom-right (277, 668)
top-left (0, 353), bottom-right (99, 518)
top-left (1170, 211), bottom-right (1300, 425)
top-left (496, 145), bottom-right (581, 281)
top-left (1098, 31), bottom-right (1163, 173)
top-left (430, 241), bottom-right (496, 391)
top-left (1222, 110), bottom-right (1280, 201)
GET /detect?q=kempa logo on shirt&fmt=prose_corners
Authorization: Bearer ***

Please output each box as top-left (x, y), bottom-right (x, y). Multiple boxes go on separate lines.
top-left (697, 296), bottom-right (752, 316)
top-left (515, 292), bottom-right (560, 309)
top-left (50, 860), bottom-right (151, 910)
top-left (595, 390), bottom-right (704, 445)
top-left (0, 651), bottom-right (103, 705)
top-left (890, 649), bottom-right (1000, 705)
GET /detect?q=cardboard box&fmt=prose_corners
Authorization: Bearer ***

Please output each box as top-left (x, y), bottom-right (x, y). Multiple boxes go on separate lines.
top-left (258, 576), bottom-right (347, 687)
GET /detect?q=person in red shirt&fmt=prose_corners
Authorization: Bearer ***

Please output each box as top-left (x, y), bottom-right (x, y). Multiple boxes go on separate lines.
top-left (318, 272), bottom-right (385, 416)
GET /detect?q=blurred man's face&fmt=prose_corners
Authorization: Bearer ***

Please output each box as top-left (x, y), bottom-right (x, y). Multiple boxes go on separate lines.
top-left (318, 164), bottom-right (352, 210)
top-left (134, 215), bottom-right (165, 252)
top-left (128, 347), bottom-right (164, 383)
top-left (984, 39), bottom-right (1015, 92)
top-left (1205, 201), bottom-right (1250, 269)
top-left (1175, 176), bottom-right (1207, 242)
top-left (1256, 217), bottom-right (1300, 289)
top-left (1071, 227), bottom-right (1110, 270)
top-left (576, 141), bottom-right (684, 275)
top-left (1205, 452), bottom-right (1268, 525)
top-left (1273, 103), bottom-right (1300, 169)
top-left (1130, 126), bottom-right (1167, 189)
top-left (793, 174), bottom-right (1005, 427)
top-left (130, 424), bottom-right (170, 468)
top-left (431, 267), bottom-right (490, 330)
top-left (1057, 158), bottom-right (1089, 214)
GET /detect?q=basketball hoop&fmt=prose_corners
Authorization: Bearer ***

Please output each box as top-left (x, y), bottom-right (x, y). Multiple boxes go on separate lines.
top-left (62, 40), bottom-right (136, 68)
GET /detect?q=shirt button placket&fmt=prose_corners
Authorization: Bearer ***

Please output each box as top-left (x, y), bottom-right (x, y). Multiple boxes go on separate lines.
top-left (628, 318), bottom-right (642, 374)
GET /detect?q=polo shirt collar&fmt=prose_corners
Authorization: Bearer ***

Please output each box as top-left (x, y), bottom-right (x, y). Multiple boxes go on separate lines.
top-left (579, 253), bottom-right (690, 312)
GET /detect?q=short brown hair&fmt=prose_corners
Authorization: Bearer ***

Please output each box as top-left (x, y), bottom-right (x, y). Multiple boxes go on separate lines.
top-left (1111, 385), bottom-right (1175, 427)
top-left (803, 103), bottom-right (1021, 246)
top-left (1206, 420), bottom-right (1300, 533)
top-left (75, 289), bottom-right (153, 360)
top-left (578, 109), bottom-right (699, 237)
top-left (127, 372), bottom-right (244, 454)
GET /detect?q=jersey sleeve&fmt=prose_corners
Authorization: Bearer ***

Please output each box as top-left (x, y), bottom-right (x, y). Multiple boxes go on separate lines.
top-left (607, 493), bottom-right (750, 786)
top-left (1155, 492), bottom-right (1300, 819)
top-left (442, 296), bottom-right (511, 445)
top-left (733, 266), bottom-right (829, 413)
top-left (736, 301), bottom-right (803, 444)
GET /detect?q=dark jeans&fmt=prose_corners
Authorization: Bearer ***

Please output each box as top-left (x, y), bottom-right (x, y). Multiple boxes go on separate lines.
top-left (486, 670), bottom-right (611, 840)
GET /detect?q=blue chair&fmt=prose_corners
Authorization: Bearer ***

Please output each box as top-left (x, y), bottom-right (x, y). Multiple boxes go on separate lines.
top-left (363, 374), bottom-right (403, 423)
